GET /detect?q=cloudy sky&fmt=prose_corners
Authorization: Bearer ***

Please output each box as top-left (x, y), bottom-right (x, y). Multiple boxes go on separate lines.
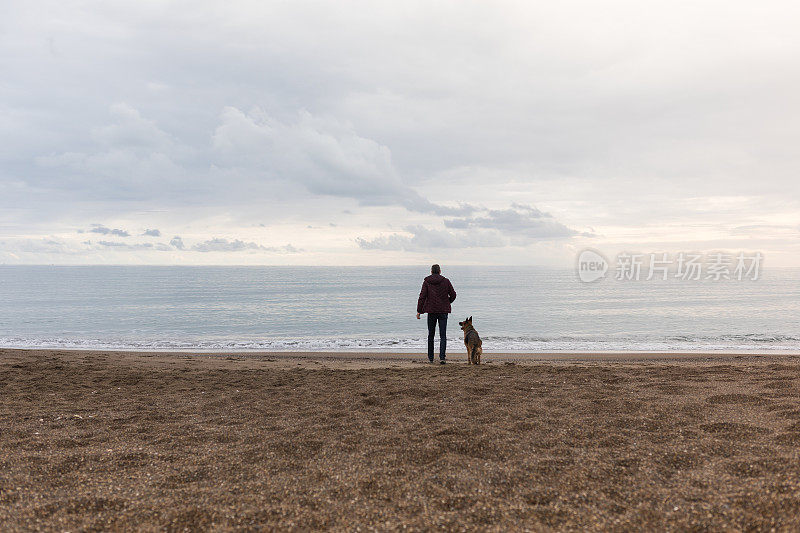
top-left (2, 1), bottom-right (799, 265)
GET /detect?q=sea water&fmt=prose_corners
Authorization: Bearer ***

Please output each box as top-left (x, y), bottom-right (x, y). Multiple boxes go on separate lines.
top-left (1, 265), bottom-right (799, 352)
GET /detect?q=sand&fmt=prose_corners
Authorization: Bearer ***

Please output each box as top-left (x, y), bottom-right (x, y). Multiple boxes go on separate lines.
top-left (2, 348), bottom-right (800, 531)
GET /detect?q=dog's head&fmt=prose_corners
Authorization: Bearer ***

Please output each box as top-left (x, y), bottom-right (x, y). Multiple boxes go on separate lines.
top-left (458, 316), bottom-right (473, 331)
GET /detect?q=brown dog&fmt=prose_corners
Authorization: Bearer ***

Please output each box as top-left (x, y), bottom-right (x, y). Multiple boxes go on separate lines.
top-left (458, 316), bottom-right (482, 364)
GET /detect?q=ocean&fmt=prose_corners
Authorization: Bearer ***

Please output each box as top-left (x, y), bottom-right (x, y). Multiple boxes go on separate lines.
top-left (1, 265), bottom-right (799, 352)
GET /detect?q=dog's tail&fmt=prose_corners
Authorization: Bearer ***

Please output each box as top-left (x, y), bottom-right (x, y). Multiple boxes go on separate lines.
top-left (474, 345), bottom-right (483, 365)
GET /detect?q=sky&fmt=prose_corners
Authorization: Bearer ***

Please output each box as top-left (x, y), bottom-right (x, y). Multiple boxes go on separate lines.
top-left (2, 1), bottom-right (800, 266)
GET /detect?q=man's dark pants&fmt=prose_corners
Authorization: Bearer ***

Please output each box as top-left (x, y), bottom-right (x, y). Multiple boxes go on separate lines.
top-left (427, 313), bottom-right (448, 361)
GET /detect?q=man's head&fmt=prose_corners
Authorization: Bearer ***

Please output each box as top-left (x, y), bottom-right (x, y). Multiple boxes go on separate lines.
top-left (431, 264), bottom-right (441, 275)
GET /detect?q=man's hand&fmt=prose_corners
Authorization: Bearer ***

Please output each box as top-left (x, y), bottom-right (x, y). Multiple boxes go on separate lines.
top-left (416, 313), bottom-right (421, 319)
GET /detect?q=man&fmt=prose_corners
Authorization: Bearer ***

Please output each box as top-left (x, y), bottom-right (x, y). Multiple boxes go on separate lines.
top-left (416, 264), bottom-right (457, 364)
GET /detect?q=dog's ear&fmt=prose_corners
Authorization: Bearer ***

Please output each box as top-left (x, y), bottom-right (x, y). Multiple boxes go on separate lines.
top-left (468, 316), bottom-right (473, 323)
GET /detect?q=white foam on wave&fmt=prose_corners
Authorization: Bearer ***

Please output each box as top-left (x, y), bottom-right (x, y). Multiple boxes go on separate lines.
top-left (2, 334), bottom-right (800, 353)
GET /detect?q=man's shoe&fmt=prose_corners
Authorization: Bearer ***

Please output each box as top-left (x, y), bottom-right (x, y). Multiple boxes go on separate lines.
top-left (439, 360), bottom-right (446, 365)
top-left (428, 359), bottom-right (435, 364)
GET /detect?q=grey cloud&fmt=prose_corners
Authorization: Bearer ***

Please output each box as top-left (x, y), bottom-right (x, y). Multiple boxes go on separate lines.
top-left (358, 204), bottom-right (587, 251)
top-left (3, 2), bottom-right (800, 264)
top-left (64, 236), bottom-right (301, 253)
top-left (88, 224), bottom-right (130, 237)
top-left (94, 240), bottom-right (182, 251)
top-left (31, 103), bottom-right (193, 203)
top-left (28, 102), bottom-right (475, 218)
top-left (357, 225), bottom-right (505, 251)
top-left (91, 103), bottom-right (179, 152)
top-left (210, 107), bottom-right (476, 216)
top-left (444, 204), bottom-right (589, 240)
top-left (191, 238), bottom-right (266, 252)
top-left (5, 238), bottom-right (79, 255)
top-left (142, 228), bottom-right (161, 237)
top-left (7, 2), bottom-right (800, 203)
top-left (191, 238), bottom-right (300, 253)
top-left (98, 240), bottom-right (153, 249)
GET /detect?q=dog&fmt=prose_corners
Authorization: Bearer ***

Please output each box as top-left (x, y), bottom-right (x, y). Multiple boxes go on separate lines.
top-left (458, 316), bottom-right (482, 365)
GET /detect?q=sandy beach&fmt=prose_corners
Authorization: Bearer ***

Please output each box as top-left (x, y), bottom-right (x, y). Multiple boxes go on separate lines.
top-left (2, 348), bottom-right (800, 531)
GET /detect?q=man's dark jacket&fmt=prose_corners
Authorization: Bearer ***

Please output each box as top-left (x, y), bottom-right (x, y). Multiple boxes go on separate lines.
top-left (417, 274), bottom-right (457, 314)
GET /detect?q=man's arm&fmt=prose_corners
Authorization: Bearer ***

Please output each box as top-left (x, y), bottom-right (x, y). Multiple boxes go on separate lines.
top-left (417, 281), bottom-right (428, 315)
top-left (448, 280), bottom-right (456, 303)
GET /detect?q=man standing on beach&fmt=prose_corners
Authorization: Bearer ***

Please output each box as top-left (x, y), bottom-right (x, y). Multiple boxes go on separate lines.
top-left (416, 264), bottom-right (457, 364)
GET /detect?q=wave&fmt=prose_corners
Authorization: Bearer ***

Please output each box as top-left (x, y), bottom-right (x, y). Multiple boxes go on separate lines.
top-left (2, 334), bottom-right (800, 352)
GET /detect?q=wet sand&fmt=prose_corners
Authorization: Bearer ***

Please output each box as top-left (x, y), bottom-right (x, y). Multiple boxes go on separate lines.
top-left (2, 348), bottom-right (800, 530)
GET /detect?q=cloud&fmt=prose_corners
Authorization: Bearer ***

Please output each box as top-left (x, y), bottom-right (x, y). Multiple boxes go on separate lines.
top-left (444, 203), bottom-right (590, 240)
top-left (142, 228), bottom-right (161, 237)
top-left (30, 103), bottom-right (476, 218)
top-left (357, 225), bottom-right (505, 251)
top-left (211, 107), bottom-right (475, 216)
top-left (1, 236), bottom-right (300, 256)
top-left (97, 240), bottom-right (153, 249)
top-left (31, 103), bottom-right (195, 204)
top-left (91, 103), bottom-right (178, 153)
top-left (192, 238), bottom-right (265, 252)
top-left (357, 203), bottom-right (588, 251)
top-left (87, 224), bottom-right (130, 237)
top-left (1, 238), bottom-right (80, 255)
top-left (730, 224), bottom-right (800, 236)
top-left (191, 238), bottom-right (300, 253)
top-left (4, 2), bottom-right (800, 265)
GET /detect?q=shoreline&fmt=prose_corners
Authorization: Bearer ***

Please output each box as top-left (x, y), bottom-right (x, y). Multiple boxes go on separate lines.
top-left (6, 347), bottom-right (800, 354)
top-left (4, 347), bottom-right (800, 370)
